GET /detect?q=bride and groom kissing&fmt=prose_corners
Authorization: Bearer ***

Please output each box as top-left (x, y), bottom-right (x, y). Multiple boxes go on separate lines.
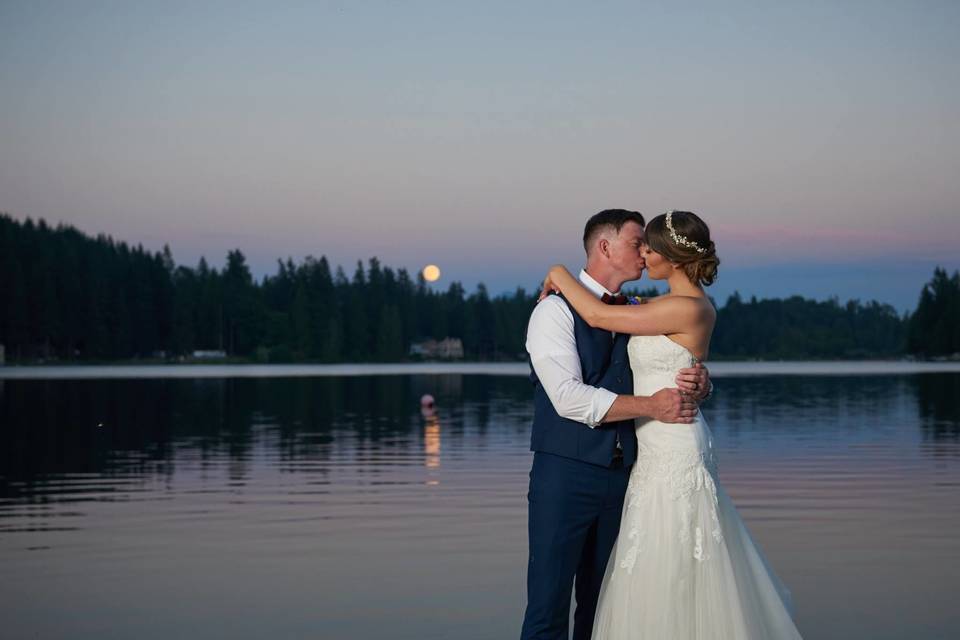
top-left (520, 209), bottom-right (803, 639)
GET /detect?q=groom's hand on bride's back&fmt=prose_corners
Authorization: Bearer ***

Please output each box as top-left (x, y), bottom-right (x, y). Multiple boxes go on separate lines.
top-left (650, 388), bottom-right (697, 424)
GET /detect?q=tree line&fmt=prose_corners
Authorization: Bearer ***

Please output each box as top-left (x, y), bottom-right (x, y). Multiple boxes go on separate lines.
top-left (906, 267), bottom-right (960, 358)
top-left (1, 213), bottom-right (956, 363)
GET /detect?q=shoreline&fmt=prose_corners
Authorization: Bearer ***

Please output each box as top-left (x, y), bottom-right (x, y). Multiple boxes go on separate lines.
top-left (2, 360), bottom-right (960, 380)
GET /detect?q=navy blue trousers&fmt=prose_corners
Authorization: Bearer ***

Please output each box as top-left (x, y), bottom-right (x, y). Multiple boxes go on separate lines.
top-left (520, 451), bottom-right (631, 640)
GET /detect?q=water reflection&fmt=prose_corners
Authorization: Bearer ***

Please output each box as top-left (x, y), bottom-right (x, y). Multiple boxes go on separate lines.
top-left (0, 375), bottom-right (531, 501)
top-left (1, 374), bottom-right (959, 640)
top-left (911, 373), bottom-right (960, 445)
top-left (421, 394), bottom-right (442, 476)
top-left (2, 374), bottom-right (960, 499)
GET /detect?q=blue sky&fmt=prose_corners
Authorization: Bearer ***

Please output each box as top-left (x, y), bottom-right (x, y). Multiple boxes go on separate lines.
top-left (1, 1), bottom-right (958, 310)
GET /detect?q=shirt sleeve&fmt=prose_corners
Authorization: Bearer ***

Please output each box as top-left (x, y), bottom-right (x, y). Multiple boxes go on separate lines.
top-left (525, 296), bottom-right (619, 427)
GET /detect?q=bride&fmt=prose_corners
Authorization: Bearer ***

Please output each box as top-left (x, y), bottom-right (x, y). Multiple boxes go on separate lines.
top-left (541, 211), bottom-right (803, 639)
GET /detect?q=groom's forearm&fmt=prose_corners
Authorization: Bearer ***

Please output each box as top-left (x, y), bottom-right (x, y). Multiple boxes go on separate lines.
top-left (601, 395), bottom-right (656, 422)
top-left (600, 390), bottom-right (695, 424)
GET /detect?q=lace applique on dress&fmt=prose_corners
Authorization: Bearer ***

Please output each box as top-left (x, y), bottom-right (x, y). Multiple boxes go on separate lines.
top-left (619, 446), bottom-right (724, 572)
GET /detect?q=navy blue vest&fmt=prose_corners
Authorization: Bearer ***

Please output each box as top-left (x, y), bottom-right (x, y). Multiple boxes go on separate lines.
top-left (528, 294), bottom-right (637, 467)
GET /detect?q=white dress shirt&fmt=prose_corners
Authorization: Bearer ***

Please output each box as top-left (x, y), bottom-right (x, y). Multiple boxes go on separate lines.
top-left (525, 269), bottom-right (620, 428)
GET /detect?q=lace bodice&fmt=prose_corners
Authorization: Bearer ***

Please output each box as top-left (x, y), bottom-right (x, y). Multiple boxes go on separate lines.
top-left (627, 334), bottom-right (699, 395)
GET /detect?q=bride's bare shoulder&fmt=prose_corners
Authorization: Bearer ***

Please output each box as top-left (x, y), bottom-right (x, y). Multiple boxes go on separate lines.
top-left (649, 296), bottom-right (714, 336)
top-left (644, 294), bottom-right (714, 316)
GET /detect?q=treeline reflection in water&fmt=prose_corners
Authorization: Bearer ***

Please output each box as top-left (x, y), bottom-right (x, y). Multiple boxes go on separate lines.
top-left (1, 373), bottom-right (959, 639)
top-left (2, 374), bottom-right (958, 487)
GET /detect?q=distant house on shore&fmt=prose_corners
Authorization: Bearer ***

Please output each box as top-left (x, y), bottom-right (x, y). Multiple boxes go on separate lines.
top-left (191, 349), bottom-right (227, 359)
top-left (409, 338), bottom-right (464, 360)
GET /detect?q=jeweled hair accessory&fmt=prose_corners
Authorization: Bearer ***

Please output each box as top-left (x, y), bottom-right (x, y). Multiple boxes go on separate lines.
top-left (665, 211), bottom-right (706, 253)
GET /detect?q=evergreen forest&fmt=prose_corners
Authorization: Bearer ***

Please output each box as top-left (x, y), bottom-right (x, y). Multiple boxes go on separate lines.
top-left (2, 213), bottom-right (957, 364)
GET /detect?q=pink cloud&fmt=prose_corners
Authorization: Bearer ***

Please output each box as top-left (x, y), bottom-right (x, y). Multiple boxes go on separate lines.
top-left (710, 221), bottom-right (955, 264)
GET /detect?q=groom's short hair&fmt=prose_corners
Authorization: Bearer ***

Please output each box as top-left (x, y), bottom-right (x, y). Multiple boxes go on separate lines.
top-left (583, 209), bottom-right (646, 254)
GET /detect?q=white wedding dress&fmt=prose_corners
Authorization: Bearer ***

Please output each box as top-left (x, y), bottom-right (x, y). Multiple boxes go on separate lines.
top-left (591, 334), bottom-right (803, 639)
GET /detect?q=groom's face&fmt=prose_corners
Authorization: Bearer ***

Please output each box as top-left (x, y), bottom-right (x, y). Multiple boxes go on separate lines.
top-left (609, 221), bottom-right (647, 281)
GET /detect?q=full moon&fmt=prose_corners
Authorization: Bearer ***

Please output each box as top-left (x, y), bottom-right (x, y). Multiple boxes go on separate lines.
top-left (422, 264), bottom-right (441, 282)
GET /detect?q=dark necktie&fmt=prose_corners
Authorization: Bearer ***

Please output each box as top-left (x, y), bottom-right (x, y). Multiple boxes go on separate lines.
top-left (601, 293), bottom-right (628, 305)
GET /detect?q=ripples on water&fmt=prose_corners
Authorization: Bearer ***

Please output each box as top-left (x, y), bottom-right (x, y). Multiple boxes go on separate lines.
top-left (1, 374), bottom-right (959, 639)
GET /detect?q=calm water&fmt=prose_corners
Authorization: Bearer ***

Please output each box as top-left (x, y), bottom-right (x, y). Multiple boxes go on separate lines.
top-left (1, 373), bottom-right (959, 639)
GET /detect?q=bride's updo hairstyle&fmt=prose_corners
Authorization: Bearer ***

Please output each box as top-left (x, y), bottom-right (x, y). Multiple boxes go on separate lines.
top-left (644, 211), bottom-right (719, 286)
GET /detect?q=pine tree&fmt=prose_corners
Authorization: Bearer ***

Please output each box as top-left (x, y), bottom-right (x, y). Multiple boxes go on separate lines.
top-left (306, 256), bottom-right (335, 359)
top-left (222, 249), bottom-right (261, 355)
top-left (343, 262), bottom-right (369, 360)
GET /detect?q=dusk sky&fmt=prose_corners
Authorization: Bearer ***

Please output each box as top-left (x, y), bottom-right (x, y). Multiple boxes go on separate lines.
top-left (2, 1), bottom-right (958, 311)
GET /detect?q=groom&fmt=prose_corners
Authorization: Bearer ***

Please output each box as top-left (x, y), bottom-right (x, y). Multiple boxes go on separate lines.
top-left (520, 209), bottom-right (712, 640)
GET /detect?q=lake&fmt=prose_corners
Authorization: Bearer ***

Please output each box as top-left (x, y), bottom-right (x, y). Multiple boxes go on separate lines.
top-left (1, 370), bottom-right (959, 639)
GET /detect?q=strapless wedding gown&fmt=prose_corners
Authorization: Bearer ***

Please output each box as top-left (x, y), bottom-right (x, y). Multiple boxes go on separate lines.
top-left (591, 334), bottom-right (803, 639)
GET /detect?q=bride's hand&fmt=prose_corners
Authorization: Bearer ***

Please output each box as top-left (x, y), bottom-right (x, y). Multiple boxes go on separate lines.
top-left (675, 363), bottom-right (711, 404)
top-left (537, 265), bottom-right (565, 302)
